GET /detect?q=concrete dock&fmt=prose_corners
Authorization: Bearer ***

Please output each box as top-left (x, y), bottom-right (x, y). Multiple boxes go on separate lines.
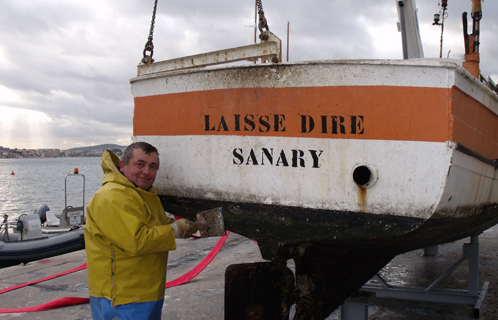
top-left (1, 228), bottom-right (497, 319)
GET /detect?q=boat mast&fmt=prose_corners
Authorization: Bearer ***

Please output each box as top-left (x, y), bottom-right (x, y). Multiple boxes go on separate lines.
top-left (462, 0), bottom-right (482, 78)
top-left (254, 0), bottom-right (257, 44)
top-left (287, 21), bottom-right (289, 62)
top-left (396, 0), bottom-right (424, 59)
top-left (470, 0), bottom-right (482, 54)
top-left (438, 2), bottom-right (447, 58)
top-left (431, 0), bottom-right (448, 58)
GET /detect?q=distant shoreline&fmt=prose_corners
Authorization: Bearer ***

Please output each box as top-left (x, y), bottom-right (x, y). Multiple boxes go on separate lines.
top-left (0, 144), bottom-right (125, 159)
top-left (0, 155), bottom-right (104, 159)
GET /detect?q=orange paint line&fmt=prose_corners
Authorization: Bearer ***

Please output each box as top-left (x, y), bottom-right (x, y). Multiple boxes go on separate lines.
top-left (452, 88), bottom-right (498, 159)
top-left (134, 86), bottom-right (453, 143)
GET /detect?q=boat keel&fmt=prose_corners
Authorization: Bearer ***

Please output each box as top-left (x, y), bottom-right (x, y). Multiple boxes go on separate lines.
top-left (289, 244), bottom-right (395, 320)
top-left (224, 244), bottom-right (396, 320)
top-left (225, 262), bottom-right (294, 320)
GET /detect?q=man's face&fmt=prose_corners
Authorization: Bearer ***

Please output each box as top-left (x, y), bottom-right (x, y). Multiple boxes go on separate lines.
top-left (119, 148), bottom-right (159, 190)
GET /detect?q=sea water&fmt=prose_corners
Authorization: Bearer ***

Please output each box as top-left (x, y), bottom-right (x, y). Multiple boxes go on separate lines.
top-left (0, 157), bottom-right (103, 219)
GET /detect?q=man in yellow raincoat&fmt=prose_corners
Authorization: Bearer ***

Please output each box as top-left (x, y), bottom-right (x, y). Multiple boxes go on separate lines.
top-left (84, 142), bottom-right (198, 320)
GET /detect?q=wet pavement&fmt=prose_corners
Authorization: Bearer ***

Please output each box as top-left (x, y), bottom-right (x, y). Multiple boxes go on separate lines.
top-left (326, 225), bottom-right (498, 320)
top-left (0, 228), bottom-right (497, 319)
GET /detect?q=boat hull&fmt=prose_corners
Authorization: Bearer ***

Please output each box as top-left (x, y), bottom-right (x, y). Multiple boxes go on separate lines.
top-left (131, 59), bottom-right (498, 317)
top-left (131, 59), bottom-right (498, 239)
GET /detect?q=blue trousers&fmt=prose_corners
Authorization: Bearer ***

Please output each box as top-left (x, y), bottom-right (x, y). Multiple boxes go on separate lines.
top-left (89, 296), bottom-right (164, 320)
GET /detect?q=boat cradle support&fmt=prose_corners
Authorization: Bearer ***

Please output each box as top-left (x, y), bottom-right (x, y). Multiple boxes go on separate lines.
top-left (224, 242), bottom-right (396, 320)
top-left (356, 235), bottom-right (488, 319)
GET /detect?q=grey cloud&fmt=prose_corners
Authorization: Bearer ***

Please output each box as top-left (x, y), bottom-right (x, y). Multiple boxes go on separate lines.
top-left (1, 0), bottom-right (497, 149)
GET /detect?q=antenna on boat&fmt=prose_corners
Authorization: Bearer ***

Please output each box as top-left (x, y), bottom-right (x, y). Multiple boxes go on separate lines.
top-left (245, 2), bottom-right (258, 45)
top-left (432, 0), bottom-right (448, 58)
top-left (141, 0), bottom-right (159, 65)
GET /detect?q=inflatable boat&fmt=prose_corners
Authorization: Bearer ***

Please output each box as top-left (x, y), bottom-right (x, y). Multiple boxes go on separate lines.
top-left (1, 202), bottom-right (85, 267)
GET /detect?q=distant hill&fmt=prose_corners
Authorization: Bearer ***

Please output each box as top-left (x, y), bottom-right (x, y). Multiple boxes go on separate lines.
top-left (66, 144), bottom-right (126, 153)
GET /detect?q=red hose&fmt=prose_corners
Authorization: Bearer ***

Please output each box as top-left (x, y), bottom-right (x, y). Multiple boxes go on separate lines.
top-left (0, 231), bottom-right (230, 313)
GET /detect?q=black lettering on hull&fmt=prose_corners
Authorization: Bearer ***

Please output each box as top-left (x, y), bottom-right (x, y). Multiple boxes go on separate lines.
top-left (233, 148), bottom-right (324, 168)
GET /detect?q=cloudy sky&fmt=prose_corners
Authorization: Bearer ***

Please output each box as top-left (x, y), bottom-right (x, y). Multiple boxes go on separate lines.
top-left (1, 0), bottom-right (497, 150)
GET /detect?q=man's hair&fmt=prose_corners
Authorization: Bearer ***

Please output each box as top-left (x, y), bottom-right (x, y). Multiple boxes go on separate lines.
top-left (121, 142), bottom-right (159, 165)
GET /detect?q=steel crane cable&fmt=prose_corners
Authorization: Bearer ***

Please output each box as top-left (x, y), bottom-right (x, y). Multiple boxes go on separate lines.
top-left (142, 0), bottom-right (159, 64)
top-left (256, 0), bottom-right (270, 39)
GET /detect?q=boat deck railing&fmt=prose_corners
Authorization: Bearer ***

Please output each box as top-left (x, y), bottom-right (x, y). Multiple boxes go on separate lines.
top-left (480, 74), bottom-right (498, 95)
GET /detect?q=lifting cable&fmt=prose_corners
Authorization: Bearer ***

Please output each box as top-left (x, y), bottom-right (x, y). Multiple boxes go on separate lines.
top-left (142, 0), bottom-right (159, 64)
top-left (0, 231), bottom-right (230, 313)
top-left (256, 0), bottom-right (270, 40)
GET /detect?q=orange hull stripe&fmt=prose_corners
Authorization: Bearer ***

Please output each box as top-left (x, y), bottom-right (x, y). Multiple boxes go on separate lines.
top-left (453, 88), bottom-right (498, 159)
top-left (134, 86), bottom-right (452, 143)
top-left (134, 85), bottom-right (498, 159)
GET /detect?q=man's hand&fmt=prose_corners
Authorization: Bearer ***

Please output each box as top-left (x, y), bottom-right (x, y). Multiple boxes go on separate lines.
top-left (171, 219), bottom-right (199, 238)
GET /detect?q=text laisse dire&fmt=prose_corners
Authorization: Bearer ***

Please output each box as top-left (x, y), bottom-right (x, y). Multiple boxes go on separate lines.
top-left (203, 114), bottom-right (364, 169)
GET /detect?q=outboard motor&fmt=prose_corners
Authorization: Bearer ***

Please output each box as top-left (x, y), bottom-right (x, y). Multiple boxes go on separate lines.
top-left (36, 204), bottom-right (50, 224)
top-left (16, 214), bottom-right (43, 240)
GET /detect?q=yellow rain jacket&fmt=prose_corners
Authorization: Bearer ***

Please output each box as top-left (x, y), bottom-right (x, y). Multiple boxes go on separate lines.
top-left (84, 149), bottom-right (176, 306)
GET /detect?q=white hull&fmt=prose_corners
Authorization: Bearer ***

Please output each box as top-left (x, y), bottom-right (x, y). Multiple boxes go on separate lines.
top-left (145, 136), bottom-right (482, 220)
top-left (131, 59), bottom-right (498, 226)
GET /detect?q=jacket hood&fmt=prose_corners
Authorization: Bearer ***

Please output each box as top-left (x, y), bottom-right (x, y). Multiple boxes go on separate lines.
top-left (101, 149), bottom-right (129, 187)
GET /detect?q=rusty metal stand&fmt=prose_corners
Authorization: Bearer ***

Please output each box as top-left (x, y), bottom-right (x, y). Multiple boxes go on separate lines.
top-left (358, 235), bottom-right (488, 319)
